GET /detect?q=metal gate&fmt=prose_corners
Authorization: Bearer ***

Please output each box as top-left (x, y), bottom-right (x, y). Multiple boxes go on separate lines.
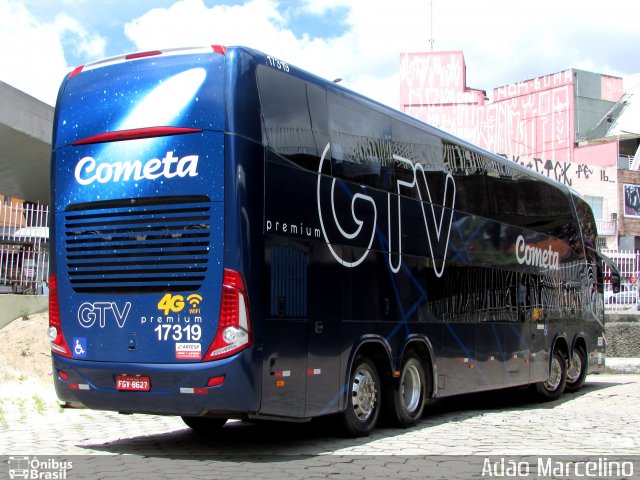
top-left (0, 200), bottom-right (49, 294)
top-left (602, 249), bottom-right (640, 312)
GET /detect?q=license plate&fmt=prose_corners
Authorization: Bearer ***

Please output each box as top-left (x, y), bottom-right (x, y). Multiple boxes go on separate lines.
top-left (116, 375), bottom-right (151, 392)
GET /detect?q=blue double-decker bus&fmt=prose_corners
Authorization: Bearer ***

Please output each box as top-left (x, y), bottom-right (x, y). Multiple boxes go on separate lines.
top-left (49, 45), bottom-right (613, 436)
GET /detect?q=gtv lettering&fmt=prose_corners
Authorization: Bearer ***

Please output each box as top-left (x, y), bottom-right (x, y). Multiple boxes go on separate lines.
top-left (316, 143), bottom-right (456, 276)
top-left (78, 302), bottom-right (132, 328)
top-left (387, 154), bottom-right (456, 277)
top-left (74, 151), bottom-right (198, 185)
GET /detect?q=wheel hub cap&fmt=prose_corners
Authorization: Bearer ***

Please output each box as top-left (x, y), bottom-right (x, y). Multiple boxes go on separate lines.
top-left (352, 369), bottom-right (376, 421)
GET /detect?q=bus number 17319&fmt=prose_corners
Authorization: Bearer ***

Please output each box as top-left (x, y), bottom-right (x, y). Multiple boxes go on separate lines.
top-left (153, 324), bottom-right (202, 342)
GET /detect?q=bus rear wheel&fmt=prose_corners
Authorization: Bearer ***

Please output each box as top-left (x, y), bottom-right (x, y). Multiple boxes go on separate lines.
top-left (384, 353), bottom-right (427, 428)
top-left (341, 356), bottom-right (381, 437)
top-left (565, 346), bottom-right (587, 393)
top-left (181, 416), bottom-right (227, 432)
top-left (535, 350), bottom-right (567, 401)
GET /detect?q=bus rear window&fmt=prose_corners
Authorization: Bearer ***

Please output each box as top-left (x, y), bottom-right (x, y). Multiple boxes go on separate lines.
top-left (53, 52), bottom-right (225, 149)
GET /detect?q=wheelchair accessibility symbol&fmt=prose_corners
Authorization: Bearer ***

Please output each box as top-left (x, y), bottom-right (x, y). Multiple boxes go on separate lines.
top-left (73, 337), bottom-right (87, 358)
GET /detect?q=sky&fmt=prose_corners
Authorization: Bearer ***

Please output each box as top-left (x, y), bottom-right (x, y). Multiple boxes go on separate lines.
top-left (2, 0), bottom-right (640, 108)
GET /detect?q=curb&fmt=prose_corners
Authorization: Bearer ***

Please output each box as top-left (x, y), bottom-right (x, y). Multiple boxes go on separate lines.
top-left (604, 358), bottom-right (640, 374)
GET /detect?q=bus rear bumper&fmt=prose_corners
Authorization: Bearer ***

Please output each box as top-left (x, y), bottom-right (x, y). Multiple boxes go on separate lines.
top-left (51, 353), bottom-right (260, 417)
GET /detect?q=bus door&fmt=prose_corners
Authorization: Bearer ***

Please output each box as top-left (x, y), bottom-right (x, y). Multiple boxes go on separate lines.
top-left (475, 322), bottom-right (506, 391)
top-left (260, 243), bottom-right (310, 418)
top-left (504, 324), bottom-right (531, 387)
top-left (260, 242), bottom-right (342, 419)
top-left (442, 322), bottom-right (477, 395)
top-left (503, 273), bottom-right (532, 386)
top-left (305, 309), bottom-right (341, 417)
top-left (304, 244), bottom-right (342, 417)
top-left (261, 319), bottom-right (309, 418)
top-left (528, 274), bottom-right (550, 383)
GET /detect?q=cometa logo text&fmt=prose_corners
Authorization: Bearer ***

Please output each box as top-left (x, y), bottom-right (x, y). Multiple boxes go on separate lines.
top-left (515, 235), bottom-right (560, 271)
top-left (74, 151), bottom-right (198, 185)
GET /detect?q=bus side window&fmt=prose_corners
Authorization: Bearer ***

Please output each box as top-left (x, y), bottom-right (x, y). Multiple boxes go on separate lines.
top-left (328, 92), bottom-right (390, 191)
top-left (258, 65), bottom-right (327, 172)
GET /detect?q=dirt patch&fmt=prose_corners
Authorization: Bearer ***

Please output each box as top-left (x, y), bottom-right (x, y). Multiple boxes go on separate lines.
top-left (0, 312), bottom-right (52, 386)
top-left (0, 312), bottom-right (60, 425)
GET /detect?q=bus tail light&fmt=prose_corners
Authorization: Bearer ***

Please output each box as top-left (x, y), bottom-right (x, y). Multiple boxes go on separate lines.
top-left (68, 65), bottom-right (84, 79)
top-left (204, 269), bottom-right (252, 361)
top-left (126, 50), bottom-right (162, 60)
top-left (71, 126), bottom-right (203, 146)
top-left (48, 274), bottom-right (72, 358)
top-left (211, 45), bottom-right (227, 55)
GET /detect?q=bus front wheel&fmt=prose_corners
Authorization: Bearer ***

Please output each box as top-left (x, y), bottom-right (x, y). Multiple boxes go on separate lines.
top-left (383, 353), bottom-right (427, 428)
top-left (535, 350), bottom-right (567, 401)
top-left (341, 356), bottom-right (381, 437)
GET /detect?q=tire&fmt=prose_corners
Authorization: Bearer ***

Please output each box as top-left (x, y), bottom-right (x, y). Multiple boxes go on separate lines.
top-left (535, 350), bottom-right (567, 401)
top-left (341, 356), bottom-right (381, 437)
top-left (383, 353), bottom-right (427, 428)
top-left (181, 416), bottom-right (227, 432)
top-left (565, 346), bottom-right (587, 393)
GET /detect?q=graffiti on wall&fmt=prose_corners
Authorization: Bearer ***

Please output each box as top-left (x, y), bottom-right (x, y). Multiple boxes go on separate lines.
top-left (500, 154), bottom-right (616, 188)
top-left (493, 71), bottom-right (574, 102)
top-left (399, 51), bottom-right (485, 106)
top-left (400, 53), bottom-right (574, 163)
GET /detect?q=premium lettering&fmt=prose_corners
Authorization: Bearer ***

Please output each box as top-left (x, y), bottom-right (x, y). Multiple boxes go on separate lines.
top-left (75, 151), bottom-right (198, 185)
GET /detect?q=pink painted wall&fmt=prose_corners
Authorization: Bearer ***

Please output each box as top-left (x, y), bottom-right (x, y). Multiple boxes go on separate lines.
top-left (574, 141), bottom-right (618, 168)
top-left (399, 51), bottom-right (486, 107)
top-left (601, 75), bottom-right (624, 102)
top-left (400, 52), bottom-right (578, 163)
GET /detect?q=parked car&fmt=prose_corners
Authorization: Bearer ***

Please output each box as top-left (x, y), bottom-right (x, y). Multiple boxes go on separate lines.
top-left (606, 284), bottom-right (638, 304)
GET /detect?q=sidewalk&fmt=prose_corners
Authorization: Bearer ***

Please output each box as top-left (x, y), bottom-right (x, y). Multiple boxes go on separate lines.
top-left (605, 357), bottom-right (640, 374)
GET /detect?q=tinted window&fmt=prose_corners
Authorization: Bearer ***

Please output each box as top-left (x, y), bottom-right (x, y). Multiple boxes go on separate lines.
top-left (328, 93), bottom-right (392, 189)
top-left (573, 195), bottom-right (598, 254)
top-left (446, 139), bottom-right (575, 238)
top-left (257, 66), bottom-right (328, 171)
top-left (258, 66), bottom-right (576, 240)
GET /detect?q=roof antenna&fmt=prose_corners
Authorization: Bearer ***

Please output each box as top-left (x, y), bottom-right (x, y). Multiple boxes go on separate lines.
top-left (429, 0), bottom-right (435, 51)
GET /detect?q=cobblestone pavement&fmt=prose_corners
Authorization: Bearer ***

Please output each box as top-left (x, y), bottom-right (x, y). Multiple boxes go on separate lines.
top-left (1, 374), bottom-right (639, 479)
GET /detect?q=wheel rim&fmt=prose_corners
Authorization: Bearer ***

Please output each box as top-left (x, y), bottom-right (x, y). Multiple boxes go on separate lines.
top-left (544, 355), bottom-right (562, 391)
top-left (567, 350), bottom-right (582, 384)
top-left (401, 362), bottom-right (422, 414)
top-left (351, 367), bottom-right (377, 421)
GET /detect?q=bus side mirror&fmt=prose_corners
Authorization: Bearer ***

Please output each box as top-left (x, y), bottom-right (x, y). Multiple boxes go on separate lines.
top-left (612, 272), bottom-right (621, 294)
top-left (597, 251), bottom-right (621, 294)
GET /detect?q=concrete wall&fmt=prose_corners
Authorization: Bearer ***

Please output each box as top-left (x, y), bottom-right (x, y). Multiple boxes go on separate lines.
top-left (574, 70), bottom-right (621, 141)
top-left (0, 81), bottom-right (53, 204)
top-left (0, 295), bottom-right (48, 329)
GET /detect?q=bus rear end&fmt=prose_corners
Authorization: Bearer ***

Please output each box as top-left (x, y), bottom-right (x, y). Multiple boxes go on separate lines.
top-left (49, 47), bottom-right (258, 419)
